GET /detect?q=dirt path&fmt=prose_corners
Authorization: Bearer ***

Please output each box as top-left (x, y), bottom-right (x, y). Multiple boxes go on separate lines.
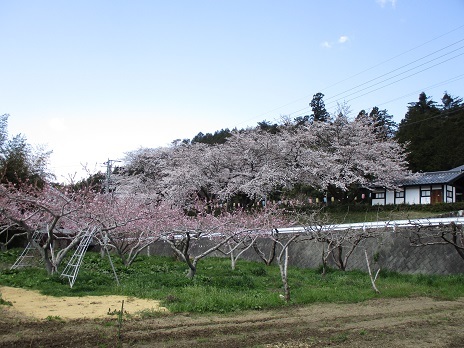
top-left (0, 287), bottom-right (463, 347)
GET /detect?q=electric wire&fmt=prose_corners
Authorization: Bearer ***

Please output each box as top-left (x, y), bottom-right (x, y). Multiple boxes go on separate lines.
top-left (323, 42), bottom-right (464, 105)
top-left (240, 24), bottom-right (464, 125)
top-left (328, 51), bottom-right (464, 108)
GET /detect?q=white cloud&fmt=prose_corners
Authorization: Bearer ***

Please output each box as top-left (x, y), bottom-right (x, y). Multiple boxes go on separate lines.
top-left (377, 0), bottom-right (397, 8)
top-left (321, 41), bottom-right (332, 48)
top-left (338, 35), bottom-right (349, 44)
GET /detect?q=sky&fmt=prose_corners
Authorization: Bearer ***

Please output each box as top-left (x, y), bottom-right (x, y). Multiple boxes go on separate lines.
top-left (1, 0), bottom-right (463, 182)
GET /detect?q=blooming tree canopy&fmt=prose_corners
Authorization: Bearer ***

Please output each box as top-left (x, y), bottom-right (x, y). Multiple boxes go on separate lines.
top-left (117, 113), bottom-right (410, 205)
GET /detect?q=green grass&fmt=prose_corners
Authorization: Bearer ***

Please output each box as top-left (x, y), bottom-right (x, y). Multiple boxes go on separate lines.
top-left (1, 250), bottom-right (463, 314)
top-left (327, 209), bottom-right (451, 224)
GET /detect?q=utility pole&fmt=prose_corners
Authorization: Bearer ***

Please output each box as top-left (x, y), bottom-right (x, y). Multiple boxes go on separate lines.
top-left (103, 159), bottom-right (121, 194)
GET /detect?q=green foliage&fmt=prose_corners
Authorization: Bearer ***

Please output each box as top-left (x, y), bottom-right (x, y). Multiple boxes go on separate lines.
top-left (45, 315), bottom-right (64, 322)
top-left (1, 251), bottom-right (463, 314)
top-left (396, 92), bottom-right (464, 172)
top-left (0, 114), bottom-right (52, 186)
top-left (310, 92), bottom-right (330, 123)
top-left (288, 202), bottom-right (464, 225)
top-left (191, 128), bottom-right (232, 145)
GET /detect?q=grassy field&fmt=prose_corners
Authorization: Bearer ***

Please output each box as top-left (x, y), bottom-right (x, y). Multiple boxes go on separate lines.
top-left (1, 249), bottom-right (463, 314)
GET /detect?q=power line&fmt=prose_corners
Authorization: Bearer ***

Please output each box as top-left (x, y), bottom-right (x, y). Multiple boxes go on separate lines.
top-left (319, 24), bottom-right (464, 93)
top-left (328, 51), bottom-right (464, 109)
top-left (376, 74), bottom-right (464, 108)
top-left (238, 24), bottom-right (464, 126)
top-left (323, 41), bottom-right (464, 105)
top-left (397, 105), bottom-right (464, 128)
top-left (289, 75), bottom-right (464, 121)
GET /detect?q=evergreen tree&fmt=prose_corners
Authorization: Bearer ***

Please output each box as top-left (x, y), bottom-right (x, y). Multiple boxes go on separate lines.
top-left (257, 120), bottom-right (279, 134)
top-left (356, 107), bottom-right (397, 140)
top-left (191, 128), bottom-right (232, 144)
top-left (396, 92), bottom-right (464, 172)
top-left (310, 92), bottom-right (330, 123)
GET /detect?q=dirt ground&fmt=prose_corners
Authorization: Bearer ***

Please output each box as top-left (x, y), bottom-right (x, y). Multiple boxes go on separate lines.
top-left (1, 286), bottom-right (463, 348)
top-left (0, 286), bottom-right (168, 320)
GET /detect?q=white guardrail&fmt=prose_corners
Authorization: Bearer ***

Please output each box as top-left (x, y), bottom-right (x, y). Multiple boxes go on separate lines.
top-left (277, 216), bottom-right (464, 234)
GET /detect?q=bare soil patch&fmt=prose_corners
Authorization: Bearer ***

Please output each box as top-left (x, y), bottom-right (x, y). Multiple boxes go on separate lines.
top-left (0, 286), bottom-right (167, 320)
top-left (0, 287), bottom-right (463, 348)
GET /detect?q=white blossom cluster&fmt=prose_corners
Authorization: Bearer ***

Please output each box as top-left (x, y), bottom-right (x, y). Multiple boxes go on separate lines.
top-left (115, 115), bottom-right (410, 205)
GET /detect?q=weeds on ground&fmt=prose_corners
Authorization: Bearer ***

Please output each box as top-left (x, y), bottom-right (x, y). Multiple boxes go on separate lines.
top-left (0, 250), bottom-right (463, 314)
top-left (0, 292), bottom-right (12, 306)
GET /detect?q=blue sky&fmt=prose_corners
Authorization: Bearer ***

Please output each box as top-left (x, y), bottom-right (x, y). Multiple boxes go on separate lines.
top-left (1, 0), bottom-right (463, 181)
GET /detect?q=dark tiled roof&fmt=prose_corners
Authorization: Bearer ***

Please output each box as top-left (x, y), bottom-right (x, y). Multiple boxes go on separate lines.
top-left (402, 167), bottom-right (464, 186)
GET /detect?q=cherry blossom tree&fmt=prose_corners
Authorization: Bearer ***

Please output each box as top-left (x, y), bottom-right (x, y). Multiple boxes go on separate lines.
top-left (292, 114), bottom-right (410, 201)
top-left (114, 146), bottom-right (172, 199)
top-left (216, 129), bottom-right (294, 201)
top-left (117, 111), bottom-right (409, 207)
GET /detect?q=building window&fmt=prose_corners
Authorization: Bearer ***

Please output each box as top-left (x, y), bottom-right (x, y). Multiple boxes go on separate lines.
top-left (395, 191), bottom-right (404, 198)
top-left (447, 190), bottom-right (453, 198)
top-left (373, 192), bottom-right (385, 199)
top-left (421, 190), bottom-right (431, 197)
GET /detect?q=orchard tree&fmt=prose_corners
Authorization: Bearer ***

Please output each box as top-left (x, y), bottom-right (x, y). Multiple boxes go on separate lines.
top-left (0, 182), bottom-right (94, 274)
top-left (220, 203), bottom-right (292, 271)
top-left (409, 221), bottom-right (464, 261)
top-left (83, 193), bottom-right (158, 267)
top-left (301, 209), bottom-right (382, 274)
top-left (160, 202), bottom-right (293, 279)
top-left (160, 205), bottom-right (237, 279)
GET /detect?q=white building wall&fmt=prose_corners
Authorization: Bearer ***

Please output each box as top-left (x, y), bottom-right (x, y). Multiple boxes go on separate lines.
top-left (372, 198), bottom-right (385, 205)
top-left (386, 191), bottom-right (395, 205)
top-left (405, 187), bottom-right (420, 205)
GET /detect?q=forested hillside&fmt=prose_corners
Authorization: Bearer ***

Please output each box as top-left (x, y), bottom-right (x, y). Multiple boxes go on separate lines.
top-left (396, 92), bottom-right (464, 172)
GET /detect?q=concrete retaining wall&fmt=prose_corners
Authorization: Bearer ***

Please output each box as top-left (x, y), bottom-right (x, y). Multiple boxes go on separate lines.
top-left (146, 226), bottom-right (464, 275)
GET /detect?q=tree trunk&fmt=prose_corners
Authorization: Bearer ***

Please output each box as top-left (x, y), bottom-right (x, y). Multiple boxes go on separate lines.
top-left (278, 247), bottom-right (291, 302)
top-left (333, 244), bottom-right (346, 271)
top-left (364, 249), bottom-right (380, 294)
top-left (320, 245), bottom-right (327, 276)
top-left (450, 223), bottom-right (464, 260)
top-left (230, 252), bottom-right (236, 271)
top-left (186, 261), bottom-right (197, 279)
